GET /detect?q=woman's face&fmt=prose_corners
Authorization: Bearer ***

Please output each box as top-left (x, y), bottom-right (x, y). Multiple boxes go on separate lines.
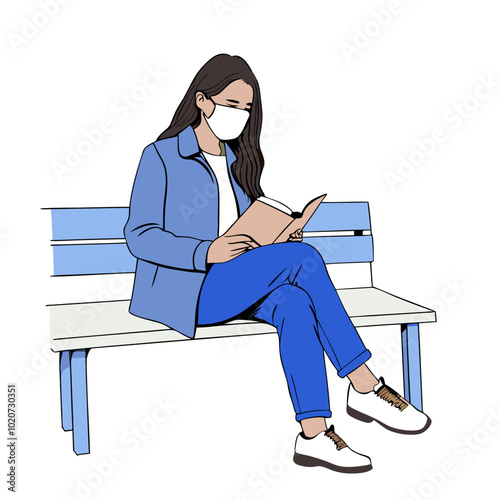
top-left (196, 79), bottom-right (253, 117)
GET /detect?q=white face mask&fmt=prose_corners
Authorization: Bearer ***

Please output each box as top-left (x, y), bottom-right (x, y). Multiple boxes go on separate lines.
top-left (204, 98), bottom-right (250, 140)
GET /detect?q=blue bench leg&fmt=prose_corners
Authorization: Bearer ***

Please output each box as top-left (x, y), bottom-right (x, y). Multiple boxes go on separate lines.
top-left (70, 349), bottom-right (90, 455)
top-left (401, 323), bottom-right (423, 411)
top-left (60, 351), bottom-right (72, 431)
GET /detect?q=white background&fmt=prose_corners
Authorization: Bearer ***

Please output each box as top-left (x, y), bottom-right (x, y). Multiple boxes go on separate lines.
top-left (2, 1), bottom-right (500, 498)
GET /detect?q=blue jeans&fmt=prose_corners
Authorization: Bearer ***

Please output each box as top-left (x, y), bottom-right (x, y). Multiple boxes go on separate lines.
top-left (196, 241), bottom-right (372, 422)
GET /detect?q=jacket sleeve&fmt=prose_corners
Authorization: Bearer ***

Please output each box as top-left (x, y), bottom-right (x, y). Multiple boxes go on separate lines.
top-left (124, 143), bottom-right (212, 272)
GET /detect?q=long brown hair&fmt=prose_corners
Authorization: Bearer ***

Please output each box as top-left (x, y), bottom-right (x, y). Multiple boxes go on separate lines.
top-left (157, 54), bottom-right (265, 200)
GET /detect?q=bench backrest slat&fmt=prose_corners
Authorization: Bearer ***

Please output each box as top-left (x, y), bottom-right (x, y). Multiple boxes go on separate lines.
top-left (304, 202), bottom-right (371, 232)
top-left (53, 243), bottom-right (135, 276)
top-left (51, 207), bottom-right (128, 241)
top-left (306, 235), bottom-right (373, 264)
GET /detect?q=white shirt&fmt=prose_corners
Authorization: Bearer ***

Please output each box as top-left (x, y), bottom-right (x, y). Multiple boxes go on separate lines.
top-left (201, 150), bottom-right (239, 236)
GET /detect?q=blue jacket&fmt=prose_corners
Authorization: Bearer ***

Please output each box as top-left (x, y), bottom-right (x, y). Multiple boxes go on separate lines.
top-left (124, 125), bottom-right (252, 338)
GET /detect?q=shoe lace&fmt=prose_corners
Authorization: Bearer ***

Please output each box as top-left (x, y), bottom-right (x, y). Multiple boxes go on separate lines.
top-left (325, 427), bottom-right (347, 451)
top-left (375, 380), bottom-right (408, 411)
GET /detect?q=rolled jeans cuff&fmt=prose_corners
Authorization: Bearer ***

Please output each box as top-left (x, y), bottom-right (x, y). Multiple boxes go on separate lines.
top-left (337, 349), bottom-right (372, 378)
top-left (295, 409), bottom-right (332, 422)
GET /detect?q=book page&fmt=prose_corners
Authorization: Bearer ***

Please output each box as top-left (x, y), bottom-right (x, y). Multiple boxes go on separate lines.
top-left (256, 196), bottom-right (293, 215)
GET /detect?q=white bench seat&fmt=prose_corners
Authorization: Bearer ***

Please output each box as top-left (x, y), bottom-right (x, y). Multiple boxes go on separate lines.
top-left (50, 287), bottom-right (436, 351)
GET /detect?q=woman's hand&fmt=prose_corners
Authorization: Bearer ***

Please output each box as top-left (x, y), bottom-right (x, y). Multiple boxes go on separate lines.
top-left (287, 228), bottom-right (303, 242)
top-left (206, 234), bottom-right (260, 264)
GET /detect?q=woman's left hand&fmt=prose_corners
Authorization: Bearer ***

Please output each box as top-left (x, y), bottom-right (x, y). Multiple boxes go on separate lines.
top-left (287, 228), bottom-right (303, 242)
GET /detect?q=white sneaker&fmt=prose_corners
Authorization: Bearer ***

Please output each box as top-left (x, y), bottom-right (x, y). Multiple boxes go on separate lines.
top-left (293, 424), bottom-right (372, 473)
top-left (347, 377), bottom-right (431, 434)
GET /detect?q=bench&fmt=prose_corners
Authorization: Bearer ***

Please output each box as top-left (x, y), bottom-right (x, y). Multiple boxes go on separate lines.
top-left (46, 202), bottom-right (437, 455)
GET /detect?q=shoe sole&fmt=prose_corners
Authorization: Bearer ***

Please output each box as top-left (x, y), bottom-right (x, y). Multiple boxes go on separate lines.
top-left (293, 452), bottom-right (372, 474)
top-left (346, 405), bottom-right (432, 435)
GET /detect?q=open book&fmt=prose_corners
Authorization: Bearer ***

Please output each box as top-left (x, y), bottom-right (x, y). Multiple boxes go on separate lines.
top-left (223, 194), bottom-right (327, 246)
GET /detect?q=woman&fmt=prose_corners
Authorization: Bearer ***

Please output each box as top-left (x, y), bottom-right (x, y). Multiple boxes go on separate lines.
top-left (124, 54), bottom-right (431, 474)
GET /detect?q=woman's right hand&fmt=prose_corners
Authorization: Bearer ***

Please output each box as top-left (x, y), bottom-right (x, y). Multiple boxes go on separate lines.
top-left (206, 234), bottom-right (260, 264)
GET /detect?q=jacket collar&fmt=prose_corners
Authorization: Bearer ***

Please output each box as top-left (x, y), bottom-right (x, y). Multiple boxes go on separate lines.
top-left (177, 124), bottom-right (237, 167)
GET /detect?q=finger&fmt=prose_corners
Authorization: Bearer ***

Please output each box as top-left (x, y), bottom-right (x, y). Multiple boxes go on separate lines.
top-left (229, 243), bottom-right (254, 253)
top-left (227, 237), bottom-right (257, 246)
top-left (226, 233), bottom-right (260, 246)
top-left (229, 240), bottom-right (259, 249)
top-left (224, 234), bottom-right (246, 240)
top-left (225, 233), bottom-right (253, 241)
top-left (246, 239), bottom-right (260, 248)
top-left (239, 241), bottom-right (258, 252)
top-left (229, 248), bottom-right (251, 259)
